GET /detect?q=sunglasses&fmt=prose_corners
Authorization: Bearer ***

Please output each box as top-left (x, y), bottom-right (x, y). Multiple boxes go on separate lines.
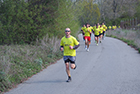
top-left (65, 30), bottom-right (70, 32)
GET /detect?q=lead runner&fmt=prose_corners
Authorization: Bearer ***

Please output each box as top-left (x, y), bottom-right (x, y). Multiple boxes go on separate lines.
top-left (60, 28), bottom-right (80, 82)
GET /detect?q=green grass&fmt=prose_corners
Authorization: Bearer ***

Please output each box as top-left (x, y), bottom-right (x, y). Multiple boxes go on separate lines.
top-left (0, 36), bottom-right (63, 93)
top-left (107, 29), bottom-right (140, 53)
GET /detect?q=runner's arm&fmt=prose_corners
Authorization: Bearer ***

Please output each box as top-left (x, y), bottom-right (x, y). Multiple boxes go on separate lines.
top-left (73, 44), bottom-right (80, 49)
top-left (60, 46), bottom-right (64, 51)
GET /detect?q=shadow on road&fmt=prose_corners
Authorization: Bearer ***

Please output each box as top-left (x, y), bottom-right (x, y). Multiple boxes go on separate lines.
top-left (23, 79), bottom-right (65, 84)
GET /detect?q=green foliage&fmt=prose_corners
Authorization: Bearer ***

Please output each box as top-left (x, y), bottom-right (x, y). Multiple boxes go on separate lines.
top-left (0, 70), bottom-right (11, 92)
top-left (0, 0), bottom-right (58, 44)
top-left (134, 0), bottom-right (140, 19)
top-left (105, 17), bottom-right (121, 26)
top-left (81, 0), bottom-right (100, 25)
top-left (0, 36), bottom-right (63, 92)
top-left (138, 48), bottom-right (140, 53)
top-left (53, 0), bottom-right (80, 38)
top-left (74, 0), bottom-right (100, 25)
top-left (0, 0), bottom-right (81, 45)
top-left (98, 0), bottom-right (138, 27)
top-left (0, 0), bottom-right (92, 92)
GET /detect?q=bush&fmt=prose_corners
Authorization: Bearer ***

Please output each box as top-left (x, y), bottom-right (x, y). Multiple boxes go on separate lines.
top-left (139, 48), bottom-right (140, 53)
top-left (0, 0), bottom-right (58, 44)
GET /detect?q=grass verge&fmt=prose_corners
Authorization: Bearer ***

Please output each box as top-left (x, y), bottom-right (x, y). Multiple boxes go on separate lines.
top-left (0, 35), bottom-right (63, 93)
top-left (107, 29), bottom-right (140, 53)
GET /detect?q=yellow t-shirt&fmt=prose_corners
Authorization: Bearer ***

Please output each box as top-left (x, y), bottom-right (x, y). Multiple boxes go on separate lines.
top-left (102, 25), bottom-right (107, 31)
top-left (93, 26), bottom-right (96, 31)
top-left (81, 27), bottom-right (86, 32)
top-left (94, 28), bottom-right (100, 35)
top-left (112, 26), bottom-right (115, 29)
top-left (60, 36), bottom-right (79, 56)
top-left (84, 27), bottom-right (91, 36)
top-left (106, 26), bottom-right (108, 30)
top-left (100, 27), bottom-right (103, 33)
top-left (90, 26), bottom-right (93, 31)
top-left (109, 26), bottom-right (111, 29)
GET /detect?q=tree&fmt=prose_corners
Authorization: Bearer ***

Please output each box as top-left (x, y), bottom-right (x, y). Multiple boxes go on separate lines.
top-left (97, 0), bottom-right (137, 25)
top-left (0, 0), bottom-right (58, 44)
top-left (73, 0), bottom-right (100, 25)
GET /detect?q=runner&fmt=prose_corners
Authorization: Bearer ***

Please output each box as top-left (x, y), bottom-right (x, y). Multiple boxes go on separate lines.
top-left (89, 24), bottom-right (94, 43)
top-left (99, 25), bottom-right (103, 43)
top-left (89, 24), bottom-right (93, 36)
top-left (97, 23), bottom-right (100, 27)
top-left (118, 25), bottom-right (121, 29)
top-left (92, 24), bottom-right (96, 42)
top-left (108, 26), bottom-right (112, 30)
top-left (93, 24), bottom-right (96, 34)
top-left (94, 24), bottom-right (100, 46)
top-left (84, 23), bottom-right (92, 51)
top-left (102, 23), bottom-right (107, 40)
top-left (112, 25), bottom-right (115, 30)
top-left (60, 28), bottom-right (80, 82)
top-left (81, 24), bottom-right (86, 41)
top-left (115, 25), bottom-right (117, 30)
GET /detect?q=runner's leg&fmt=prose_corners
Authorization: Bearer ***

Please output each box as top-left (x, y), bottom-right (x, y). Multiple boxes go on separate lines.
top-left (100, 34), bottom-right (102, 43)
top-left (97, 36), bottom-right (99, 45)
top-left (65, 62), bottom-right (71, 82)
top-left (71, 64), bottom-right (76, 69)
top-left (85, 38), bottom-right (88, 49)
top-left (65, 63), bottom-right (70, 77)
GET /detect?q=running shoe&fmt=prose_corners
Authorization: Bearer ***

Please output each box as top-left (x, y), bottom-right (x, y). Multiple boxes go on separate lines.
top-left (74, 64), bottom-right (77, 70)
top-left (96, 43), bottom-right (98, 46)
top-left (85, 45), bottom-right (87, 50)
top-left (100, 41), bottom-right (101, 43)
top-left (66, 77), bottom-right (72, 82)
top-left (87, 48), bottom-right (89, 52)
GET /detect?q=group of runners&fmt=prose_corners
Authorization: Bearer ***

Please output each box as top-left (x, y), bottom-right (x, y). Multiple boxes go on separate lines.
top-left (59, 23), bottom-right (108, 82)
top-left (81, 23), bottom-right (108, 51)
top-left (108, 25), bottom-right (120, 30)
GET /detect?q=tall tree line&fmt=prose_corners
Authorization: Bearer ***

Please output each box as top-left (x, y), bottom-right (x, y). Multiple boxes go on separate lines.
top-left (97, 0), bottom-right (139, 25)
top-left (0, 0), bottom-right (139, 45)
top-left (72, 0), bottom-right (140, 26)
top-left (0, 0), bottom-right (81, 45)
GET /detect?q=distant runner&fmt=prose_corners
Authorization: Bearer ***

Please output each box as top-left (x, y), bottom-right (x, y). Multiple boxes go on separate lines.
top-left (81, 24), bottom-right (86, 41)
top-left (94, 24), bottom-right (100, 46)
top-left (99, 25), bottom-right (103, 43)
top-left (102, 23), bottom-right (107, 40)
top-left (84, 23), bottom-right (92, 51)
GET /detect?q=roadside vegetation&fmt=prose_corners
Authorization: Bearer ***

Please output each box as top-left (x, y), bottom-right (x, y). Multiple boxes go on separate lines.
top-left (0, 0), bottom-right (81, 93)
top-left (107, 28), bottom-right (140, 53)
top-left (0, 36), bottom-right (62, 93)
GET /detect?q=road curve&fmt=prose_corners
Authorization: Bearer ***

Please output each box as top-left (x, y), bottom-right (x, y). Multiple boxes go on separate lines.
top-left (5, 34), bottom-right (140, 94)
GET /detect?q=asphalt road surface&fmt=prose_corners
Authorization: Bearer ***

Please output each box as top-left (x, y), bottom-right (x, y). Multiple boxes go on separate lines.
top-left (5, 34), bottom-right (140, 94)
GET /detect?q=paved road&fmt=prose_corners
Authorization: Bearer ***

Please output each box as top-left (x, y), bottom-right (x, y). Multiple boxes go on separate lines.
top-left (5, 34), bottom-right (140, 94)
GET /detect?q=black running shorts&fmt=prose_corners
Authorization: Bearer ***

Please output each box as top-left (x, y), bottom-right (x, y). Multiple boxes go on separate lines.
top-left (63, 56), bottom-right (76, 64)
top-left (95, 35), bottom-right (99, 37)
